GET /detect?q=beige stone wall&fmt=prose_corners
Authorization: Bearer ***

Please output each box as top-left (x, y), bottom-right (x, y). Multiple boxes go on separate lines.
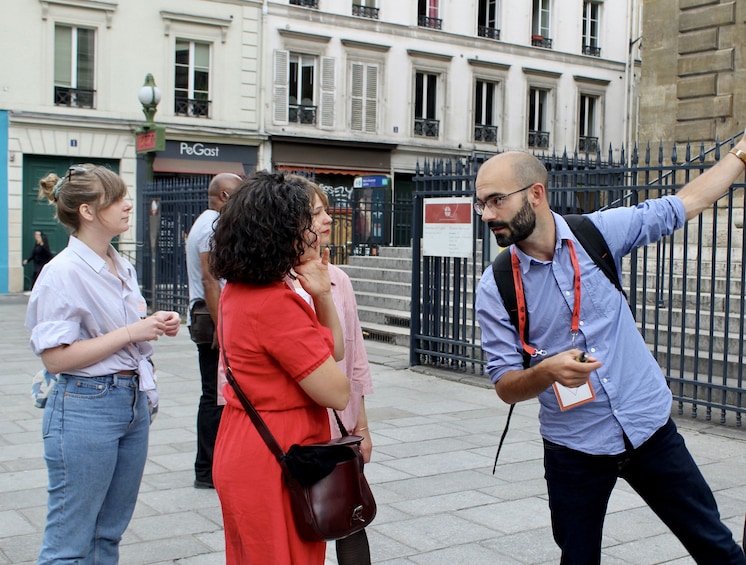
top-left (639, 0), bottom-right (746, 156)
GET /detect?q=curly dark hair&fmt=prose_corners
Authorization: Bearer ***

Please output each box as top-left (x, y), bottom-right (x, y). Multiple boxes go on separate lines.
top-left (210, 171), bottom-right (317, 285)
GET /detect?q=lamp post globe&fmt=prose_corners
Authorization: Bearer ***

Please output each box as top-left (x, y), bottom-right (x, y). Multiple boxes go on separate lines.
top-left (138, 73), bottom-right (161, 124)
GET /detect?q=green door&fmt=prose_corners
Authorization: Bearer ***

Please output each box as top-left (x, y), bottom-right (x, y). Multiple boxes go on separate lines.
top-left (22, 156), bottom-right (120, 289)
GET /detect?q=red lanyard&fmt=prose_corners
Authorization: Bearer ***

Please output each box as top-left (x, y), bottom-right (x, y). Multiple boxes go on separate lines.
top-left (510, 240), bottom-right (582, 357)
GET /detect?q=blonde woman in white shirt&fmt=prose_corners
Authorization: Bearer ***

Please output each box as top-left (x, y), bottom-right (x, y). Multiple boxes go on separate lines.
top-left (26, 164), bottom-right (180, 565)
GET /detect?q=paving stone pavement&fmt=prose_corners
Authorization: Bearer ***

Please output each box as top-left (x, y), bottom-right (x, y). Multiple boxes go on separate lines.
top-left (1, 292), bottom-right (745, 564)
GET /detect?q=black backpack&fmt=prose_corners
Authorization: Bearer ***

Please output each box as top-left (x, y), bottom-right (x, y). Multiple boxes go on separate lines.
top-left (490, 214), bottom-right (626, 471)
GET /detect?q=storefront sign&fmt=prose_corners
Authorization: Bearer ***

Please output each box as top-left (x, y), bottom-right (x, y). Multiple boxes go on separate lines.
top-left (179, 142), bottom-right (220, 157)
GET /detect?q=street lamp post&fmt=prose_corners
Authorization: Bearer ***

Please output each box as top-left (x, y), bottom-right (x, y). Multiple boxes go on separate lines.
top-left (135, 74), bottom-right (164, 310)
top-left (135, 73), bottom-right (164, 179)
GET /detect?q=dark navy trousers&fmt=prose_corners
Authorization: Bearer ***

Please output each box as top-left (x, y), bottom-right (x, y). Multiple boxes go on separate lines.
top-left (544, 418), bottom-right (746, 565)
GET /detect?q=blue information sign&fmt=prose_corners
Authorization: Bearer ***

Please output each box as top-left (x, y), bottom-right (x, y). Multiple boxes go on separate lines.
top-left (354, 175), bottom-right (390, 188)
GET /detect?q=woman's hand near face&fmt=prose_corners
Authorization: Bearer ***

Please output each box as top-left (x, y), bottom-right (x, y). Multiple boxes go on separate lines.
top-left (295, 247), bottom-right (332, 298)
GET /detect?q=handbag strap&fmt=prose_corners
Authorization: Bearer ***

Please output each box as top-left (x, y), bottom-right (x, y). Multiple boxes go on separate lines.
top-left (218, 302), bottom-right (351, 462)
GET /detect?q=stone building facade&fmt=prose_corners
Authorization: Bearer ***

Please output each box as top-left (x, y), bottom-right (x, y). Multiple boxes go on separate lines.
top-left (638, 0), bottom-right (746, 152)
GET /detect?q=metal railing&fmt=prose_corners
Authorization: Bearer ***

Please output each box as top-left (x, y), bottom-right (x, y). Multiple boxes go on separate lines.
top-left (478, 26), bottom-right (501, 40)
top-left (54, 86), bottom-right (95, 108)
top-left (414, 118), bottom-right (440, 138)
top-left (528, 130), bottom-right (550, 148)
top-left (475, 124), bottom-right (498, 143)
top-left (411, 138), bottom-right (746, 424)
top-left (531, 35), bottom-right (553, 48)
top-left (579, 135), bottom-right (599, 153)
top-left (290, 0), bottom-right (318, 7)
top-left (174, 97), bottom-right (211, 118)
top-left (289, 104), bottom-right (317, 125)
top-left (582, 44), bottom-right (602, 57)
top-left (418, 16), bottom-right (442, 29)
top-left (352, 4), bottom-right (379, 18)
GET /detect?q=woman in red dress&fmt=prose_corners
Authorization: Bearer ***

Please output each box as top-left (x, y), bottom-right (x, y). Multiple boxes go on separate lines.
top-left (210, 171), bottom-right (350, 564)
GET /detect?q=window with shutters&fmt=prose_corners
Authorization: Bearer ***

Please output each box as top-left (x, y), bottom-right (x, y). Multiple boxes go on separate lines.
top-left (273, 50), bottom-right (335, 128)
top-left (350, 62), bottom-right (378, 133)
top-left (54, 25), bottom-right (96, 108)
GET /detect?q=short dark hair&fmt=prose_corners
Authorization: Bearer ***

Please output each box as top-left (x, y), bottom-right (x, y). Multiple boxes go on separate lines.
top-left (210, 171), bottom-right (316, 285)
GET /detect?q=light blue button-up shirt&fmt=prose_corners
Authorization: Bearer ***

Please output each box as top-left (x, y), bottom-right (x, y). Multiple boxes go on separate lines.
top-left (25, 236), bottom-right (152, 377)
top-left (476, 195), bottom-right (686, 455)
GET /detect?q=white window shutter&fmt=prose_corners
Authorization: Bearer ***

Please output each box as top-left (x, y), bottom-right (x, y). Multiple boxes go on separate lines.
top-left (320, 56), bottom-right (335, 129)
top-left (350, 62), bottom-right (364, 131)
top-left (273, 50), bottom-right (289, 125)
top-left (364, 63), bottom-right (378, 133)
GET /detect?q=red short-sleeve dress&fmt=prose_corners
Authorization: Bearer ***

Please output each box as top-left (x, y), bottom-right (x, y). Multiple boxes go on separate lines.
top-left (213, 281), bottom-right (336, 565)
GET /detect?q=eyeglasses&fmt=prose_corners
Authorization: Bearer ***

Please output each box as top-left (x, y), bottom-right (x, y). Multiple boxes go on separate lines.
top-left (473, 182), bottom-right (535, 216)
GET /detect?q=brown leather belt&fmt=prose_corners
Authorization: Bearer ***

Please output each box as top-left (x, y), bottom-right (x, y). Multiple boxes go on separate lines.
top-left (115, 370), bottom-right (137, 376)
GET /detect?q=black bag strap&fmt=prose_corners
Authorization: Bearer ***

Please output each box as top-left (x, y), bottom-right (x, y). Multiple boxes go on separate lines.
top-left (563, 214), bottom-right (626, 299)
top-left (217, 302), bottom-right (349, 469)
top-left (490, 213), bottom-right (625, 472)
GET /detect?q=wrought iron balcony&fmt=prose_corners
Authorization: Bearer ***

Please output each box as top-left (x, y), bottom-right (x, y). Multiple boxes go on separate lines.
top-left (290, 0), bottom-right (318, 7)
top-left (474, 124), bottom-right (498, 143)
top-left (352, 4), bottom-right (379, 19)
top-left (582, 44), bottom-right (602, 57)
top-left (528, 130), bottom-right (550, 148)
top-left (418, 16), bottom-right (442, 30)
top-left (175, 97), bottom-right (211, 118)
top-left (578, 135), bottom-right (599, 153)
top-left (477, 26), bottom-right (501, 40)
top-left (531, 35), bottom-right (553, 48)
top-left (54, 86), bottom-right (96, 109)
top-left (289, 104), bottom-right (317, 125)
top-left (414, 118), bottom-right (440, 137)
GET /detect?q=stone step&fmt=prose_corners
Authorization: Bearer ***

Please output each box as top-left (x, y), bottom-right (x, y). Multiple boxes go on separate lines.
top-left (360, 320), bottom-right (410, 347)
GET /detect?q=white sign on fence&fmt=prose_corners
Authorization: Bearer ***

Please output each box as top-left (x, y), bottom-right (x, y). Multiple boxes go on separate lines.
top-left (422, 197), bottom-right (473, 258)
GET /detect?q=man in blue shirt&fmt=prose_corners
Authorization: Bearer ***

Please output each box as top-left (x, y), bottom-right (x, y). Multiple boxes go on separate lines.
top-left (475, 137), bottom-right (746, 564)
top-left (186, 173), bottom-right (241, 489)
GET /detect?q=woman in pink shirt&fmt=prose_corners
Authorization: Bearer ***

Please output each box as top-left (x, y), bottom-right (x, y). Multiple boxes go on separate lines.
top-left (295, 178), bottom-right (374, 564)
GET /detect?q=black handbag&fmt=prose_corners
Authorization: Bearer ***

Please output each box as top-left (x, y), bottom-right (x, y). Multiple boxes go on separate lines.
top-left (189, 299), bottom-right (214, 345)
top-left (219, 308), bottom-right (377, 541)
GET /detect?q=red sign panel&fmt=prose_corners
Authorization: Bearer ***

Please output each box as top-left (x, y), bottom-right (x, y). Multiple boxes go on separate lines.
top-left (424, 202), bottom-right (472, 223)
top-left (136, 132), bottom-right (157, 153)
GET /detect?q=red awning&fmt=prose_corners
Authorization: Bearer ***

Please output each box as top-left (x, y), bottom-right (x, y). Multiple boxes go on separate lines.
top-left (152, 158), bottom-right (245, 175)
top-left (275, 165), bottom-right (385, 176)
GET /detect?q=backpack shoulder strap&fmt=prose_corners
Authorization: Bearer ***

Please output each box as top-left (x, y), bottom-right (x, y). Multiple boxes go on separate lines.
top-left (564, 214), bottom-right (627, 300)
top-left (492, 248), bottom-right (531, 369)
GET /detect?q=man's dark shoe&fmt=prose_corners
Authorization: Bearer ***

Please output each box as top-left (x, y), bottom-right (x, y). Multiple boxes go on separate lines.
top-left (194, 479), bottom-right (214, 489)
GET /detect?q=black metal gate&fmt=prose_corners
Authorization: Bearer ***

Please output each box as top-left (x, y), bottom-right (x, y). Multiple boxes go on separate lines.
top-left (412, 140), bottom-right (746, 425)
top-left (140, 175), bottom-right (211, 315)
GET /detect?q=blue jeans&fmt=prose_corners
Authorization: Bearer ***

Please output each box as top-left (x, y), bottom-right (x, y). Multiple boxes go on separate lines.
top-left (37, 373), bottom-right (150, 565)
top-left (544, 418), bottom-right (746, 565)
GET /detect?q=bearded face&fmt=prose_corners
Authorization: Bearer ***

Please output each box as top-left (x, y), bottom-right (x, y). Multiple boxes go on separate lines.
top-left (488, 195), bottom-right (537, 247)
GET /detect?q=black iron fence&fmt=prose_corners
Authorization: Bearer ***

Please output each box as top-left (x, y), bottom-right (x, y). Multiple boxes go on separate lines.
top-left (412, 138), bottom-right (746, 425)
top-left (140, 175), bottom-right (211, 315)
